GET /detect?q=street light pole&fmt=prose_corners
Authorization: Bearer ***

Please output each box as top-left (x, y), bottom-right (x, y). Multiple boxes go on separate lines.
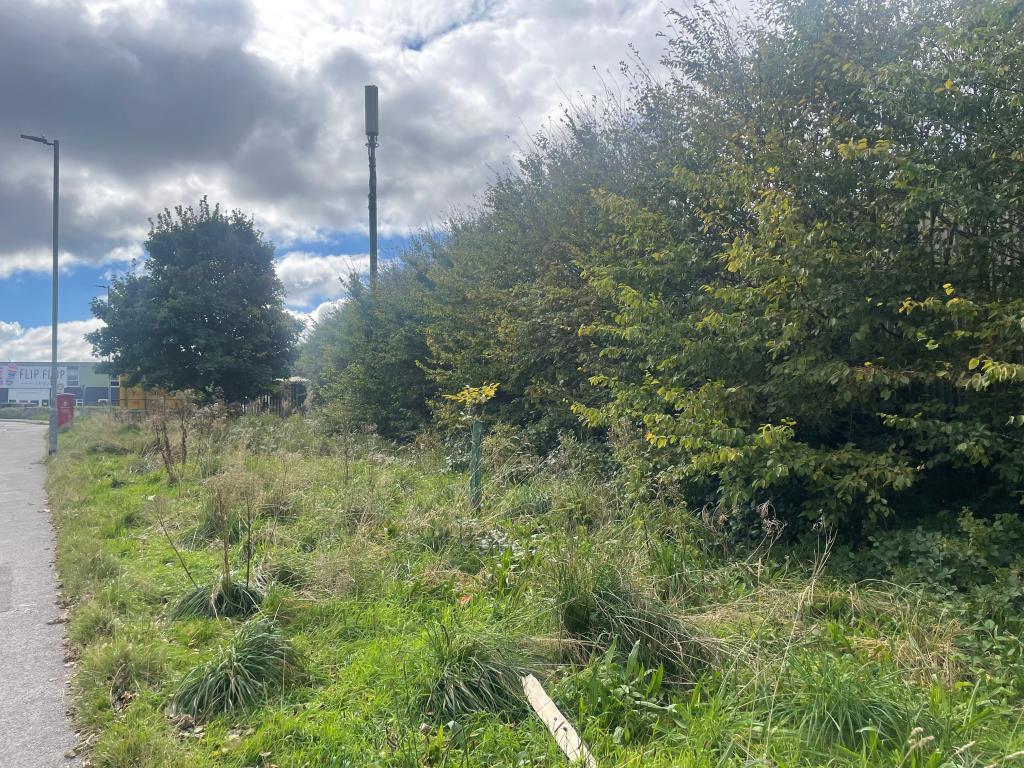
top-left (20, 133), bottom-right (59, 455)
top-left (95, 284), bottom-right (111, 408)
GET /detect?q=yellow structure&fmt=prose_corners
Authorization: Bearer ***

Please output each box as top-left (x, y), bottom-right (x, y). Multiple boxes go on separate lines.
top-left (118, 379), bottom-right (187, 412)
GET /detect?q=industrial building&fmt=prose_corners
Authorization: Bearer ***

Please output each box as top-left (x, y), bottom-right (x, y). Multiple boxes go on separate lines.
top-left (0, 361), bottom-right (119, 406)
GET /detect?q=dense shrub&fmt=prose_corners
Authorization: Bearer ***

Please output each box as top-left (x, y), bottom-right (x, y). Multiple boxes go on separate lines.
top-left (298, 264), bottom-right (435, 440)
top-left (577, 0), bottom-right (1024, 534)
top-left (301, 0), bottom-right (1024, 542)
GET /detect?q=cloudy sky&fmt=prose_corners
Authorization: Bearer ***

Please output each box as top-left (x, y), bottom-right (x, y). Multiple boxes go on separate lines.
top-left (0, 0), bottom-right (671, 361)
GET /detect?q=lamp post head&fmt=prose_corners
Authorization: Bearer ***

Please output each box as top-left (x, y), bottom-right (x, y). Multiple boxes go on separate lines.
top-left (20, 133), bottom-right (54, 146)
top-left (364, 85), bottom-right (379, 137)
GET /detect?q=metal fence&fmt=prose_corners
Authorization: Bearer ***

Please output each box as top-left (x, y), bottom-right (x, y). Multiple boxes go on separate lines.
top-left (239, 394), bottom-right (302, 417)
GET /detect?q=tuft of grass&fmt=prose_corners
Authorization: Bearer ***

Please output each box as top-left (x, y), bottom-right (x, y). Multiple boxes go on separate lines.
top-left (77, 638), bottom-right (167, 717)
top-left (70, 600), bottom-right (117, 646)
top-left (172, 574), bottom-right (263, 619)
top-left (89, 709), bottom-right (195, 768)
top-left (172, 618), bottom-right (303, 718)
top-left (773, 652), bottom-right (927, 749)
top-left (313, 538), bottom-right (391, 598)
top-left (555, 555), bottom-right (715, 684)
top-left (423, 618), bottom-right (531, 722)
top-left (257, 551), bottom-right (311, 589)
top-left (499, 483), bottom-right (554, 518)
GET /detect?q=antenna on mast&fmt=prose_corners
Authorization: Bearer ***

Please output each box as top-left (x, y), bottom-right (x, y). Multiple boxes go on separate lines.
top-left (365, 85), bottom-right (379, 284)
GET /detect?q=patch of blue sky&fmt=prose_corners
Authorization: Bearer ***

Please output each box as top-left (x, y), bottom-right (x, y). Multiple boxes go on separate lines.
top-left (0, 264), bottom-right (113, 326)
top-left (0, 231), bottom-right (413, 327)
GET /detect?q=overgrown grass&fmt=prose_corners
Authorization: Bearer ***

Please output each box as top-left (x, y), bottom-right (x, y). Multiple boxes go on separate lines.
top-left (48, 413), bottom-right (1024, 767)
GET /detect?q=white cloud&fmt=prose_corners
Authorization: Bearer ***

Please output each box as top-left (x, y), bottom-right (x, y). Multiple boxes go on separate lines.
top-left (276, 251), bottom-right (369, 307)
top-left (0, 243), bottom-right (139, 279)
top-left (0, 249), bottom-right (68, 278)
top-left (287, 298), bottom-right (345, 334)
top-left (0, 318), bottom-right (103, 361)
top-left (103, 244), bottom-right (144, 264)
top-left (2, 0), bottom-right (673, 283)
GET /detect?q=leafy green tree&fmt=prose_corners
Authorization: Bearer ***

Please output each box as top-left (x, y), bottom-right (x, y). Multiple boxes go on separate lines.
top-left (298, 258), bottom-right (435, 439)
top-left (89, 198), bottom-right (300, 402)
top-left (303, 115), bottom-right (636, 443)
top-left (420, 114), bottom-right (642, 443)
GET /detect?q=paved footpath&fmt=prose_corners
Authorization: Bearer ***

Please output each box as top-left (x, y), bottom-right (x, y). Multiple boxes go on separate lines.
top-left (0, 421), bottom-right (78, 766)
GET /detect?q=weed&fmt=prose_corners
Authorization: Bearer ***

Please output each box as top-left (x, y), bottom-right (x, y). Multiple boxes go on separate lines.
top-left (151, 401), bottom-right (194, 482)
top-left (560, 640), bottom-right (681, 746)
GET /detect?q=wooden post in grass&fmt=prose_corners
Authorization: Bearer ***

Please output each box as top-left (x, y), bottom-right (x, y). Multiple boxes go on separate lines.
top-left (522, 674), bottom-right (596, 767)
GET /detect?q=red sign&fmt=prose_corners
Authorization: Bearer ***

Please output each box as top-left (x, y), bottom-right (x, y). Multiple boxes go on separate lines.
top-left (56, 393), bottom-right (75, 429)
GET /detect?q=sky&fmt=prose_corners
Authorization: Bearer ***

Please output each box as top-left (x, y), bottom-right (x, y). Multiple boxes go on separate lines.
top-left (0, 0), bottom-right (672, 361)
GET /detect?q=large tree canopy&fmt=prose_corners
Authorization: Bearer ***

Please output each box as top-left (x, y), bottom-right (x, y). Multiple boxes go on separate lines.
top-left (89, 198), bottom-right (300, 402)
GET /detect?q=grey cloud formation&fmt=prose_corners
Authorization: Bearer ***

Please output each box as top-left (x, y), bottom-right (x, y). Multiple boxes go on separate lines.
top-left (1, 0), bottom-right (670, 280)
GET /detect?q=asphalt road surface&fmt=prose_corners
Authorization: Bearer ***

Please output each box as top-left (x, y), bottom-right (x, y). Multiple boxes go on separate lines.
top-left (0, 421), bottom-right (78, 766)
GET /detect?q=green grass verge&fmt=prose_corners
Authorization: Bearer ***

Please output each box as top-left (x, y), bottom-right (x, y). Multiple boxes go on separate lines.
top-left (0, 405), bottom-right (50, 420)
top-left (48, 413), bottom-right (1024, 767)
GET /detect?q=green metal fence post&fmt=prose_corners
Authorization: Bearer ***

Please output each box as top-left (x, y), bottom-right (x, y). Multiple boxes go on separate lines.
top-left (469, 419), bottom-right (483, 512)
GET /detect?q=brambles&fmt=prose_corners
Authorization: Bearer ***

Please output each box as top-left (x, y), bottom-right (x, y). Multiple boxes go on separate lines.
top-left (172, 619), bottom-right (303, 718)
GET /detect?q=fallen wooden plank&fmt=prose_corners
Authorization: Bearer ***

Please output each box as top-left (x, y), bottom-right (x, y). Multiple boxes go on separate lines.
top-left (522, 674), bottom-right (596, 768)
